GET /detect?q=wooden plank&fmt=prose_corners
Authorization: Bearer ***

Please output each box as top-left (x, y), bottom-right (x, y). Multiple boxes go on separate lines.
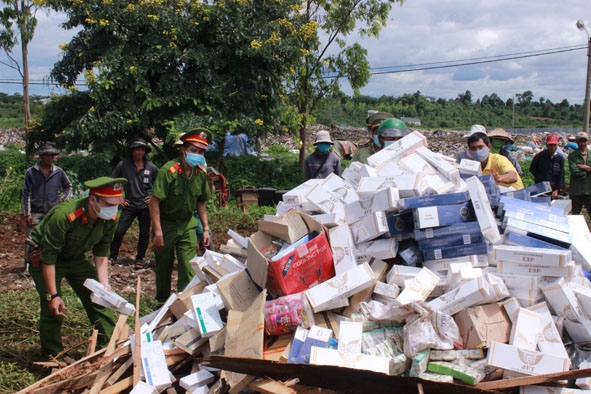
top-left (86, 329), bottom-right (98, 356)
top-left (100, 376), bottom-right (133, 394)
top-left (247, 378), bottom-right (297, 394)
top-left (30, 370), bottom-right (100, 394)
top-left (15, 348), bottom-right (108, 394)
top-left (204, 356), bottom-right (503, 394)
top-left (106, 356), bottom-right (133, 386)
top-left (133, 278), bottom-right (142, 386)
top-left (475, 367), bottom-right (591, 391)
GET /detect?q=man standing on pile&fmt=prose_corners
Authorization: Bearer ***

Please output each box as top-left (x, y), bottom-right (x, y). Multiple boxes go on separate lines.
top-left (352, 111), bottom-right (393, 163)
top-left (529, 134), bottom-right (564, 199)
top-left (304, 130), bottom-right (341, 180)
top-left (568, 132), bottom-right (591, 215)
top-left (30, 177), bottom-right (127, 358)
top-left (23, 142), bottom-right (72, 274)
top-left (149, 129), bottom-right (212, 303)
top-left (109, 139), bottom-right (159, 269)
top-left (467, 132), bottom-right (524, 190)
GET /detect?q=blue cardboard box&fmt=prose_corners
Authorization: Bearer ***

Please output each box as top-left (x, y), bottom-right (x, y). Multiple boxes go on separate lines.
top-left (414, 221), bottom-right (482, 241)
top-left (398, 192), bottom-right (468, 210)
top-left (413, 202), bottom-right (476, 229)
top-left (421, 242), bottom-right (488, 261)
top-left (418, 232), bottom-right (483, 251)
top-left (387, 211), bottom-right (415, 237)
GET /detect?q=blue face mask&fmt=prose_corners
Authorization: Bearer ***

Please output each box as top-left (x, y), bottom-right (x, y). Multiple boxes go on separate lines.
top-left (316, 143), bottom-right (330, 153)
top-left (373, 136), bottom-right (381, 148)
top-left (185, 152), bottom-right (206, 168)
top-left (383, 140), bottom-right (394, 148)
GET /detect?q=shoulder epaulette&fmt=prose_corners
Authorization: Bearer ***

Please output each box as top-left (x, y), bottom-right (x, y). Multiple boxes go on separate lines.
top-left (197, 165), bottom-right (207, 174)
top-left (168, 162), bottom-right (182, 174)
top-left (67, 207), bottom-right (85, 223)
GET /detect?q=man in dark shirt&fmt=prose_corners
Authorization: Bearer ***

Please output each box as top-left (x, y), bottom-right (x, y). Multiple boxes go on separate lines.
top-left (109, 139), bottom-right (159, 269)
top-left (529, 134), bottom-right (564, 199)
top-left (23, 142), bottom-right (72, 274)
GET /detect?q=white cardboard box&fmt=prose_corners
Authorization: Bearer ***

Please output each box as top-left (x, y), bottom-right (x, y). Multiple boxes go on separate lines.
top-left (140, 341), bottom-right (172, 392)
top-left (357, 174), bottom-right (424, 198)
top-left (191, 293), bottom-right (224, 337)
top-left (427, 277), bottom-right (490, 315)
top-left (354, 238), bottom-right (398, 264)
top-left (328, 224), bottom-right (358, 275)
top-left (305, 262), bottom-right (376, 313)
top-left (569, 214), bottom-right (591, 272)
top-left (509, 308), bottom-right (540, 351)
top-left (466, 176), bottom-right (501, 244)
top-left (341, 161), bottom-right (378, 188)
top-left (345, 187), bottom-right (399, 224)
top-left (541, 278), bottom-right (591, 344)
top-left (415, 146), bottom-right (461, 184)
top-left (386, 265), bottom-right (422, 287)
top-left (337, 321), bottom-right (363, 354)
top-left (396, 267), bottom-right (441, 305)
top-left (493, 244), bottom-right (571, 268)
top-left (129, 381), bottom-right (158, 394)
top-left (321, 173), bottom-right (360, 204)
top-left (496, 261), bottom-right (576, 277)
top-left (350, 211), bottom-right (389, 243)
top-left (398, 152), bottom-right (439, 176)
top-left (486, 341), bottom-right (569, 376)
top-left (310, 347), bottom-right (390, 374)
top-left (304, 184), bottom-right (347, 225)
top-left (372, 281), bottom-right (400, 299)
top-left (179, 370), bottom-right (215, 391)
top-left (528, 302), bottom-right (570, 364)
top-left (459, 159), bottom-right (482, 177)
top-left (367, 130), bottom-right (428, 168)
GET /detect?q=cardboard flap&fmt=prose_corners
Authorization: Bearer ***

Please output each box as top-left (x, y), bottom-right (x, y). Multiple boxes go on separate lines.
top-left (247, 231), bottom-right (272, 289)
top-left (258, 209), bottom-right (310, 243)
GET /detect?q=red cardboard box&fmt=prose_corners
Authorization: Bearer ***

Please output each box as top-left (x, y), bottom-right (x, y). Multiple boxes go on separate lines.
top-left (247, 210), bottom-right (335, 297)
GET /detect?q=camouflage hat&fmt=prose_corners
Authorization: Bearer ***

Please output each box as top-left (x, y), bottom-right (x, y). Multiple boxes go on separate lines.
top-left (366, 111), bottom-right (394, 127)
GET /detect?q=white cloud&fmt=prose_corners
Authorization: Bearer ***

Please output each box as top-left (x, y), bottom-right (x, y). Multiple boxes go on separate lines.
top-left (1, 0), bottom-right (590, 106)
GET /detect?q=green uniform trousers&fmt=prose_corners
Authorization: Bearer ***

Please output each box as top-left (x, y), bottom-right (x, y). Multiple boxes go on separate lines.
top-left (31, 260), bottom-right (115, 357)
top-left (154, 219), bottom-right (196, 302)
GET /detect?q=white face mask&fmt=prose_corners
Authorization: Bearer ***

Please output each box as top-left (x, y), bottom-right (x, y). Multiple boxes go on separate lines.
top-left (93, 199), bottom-right (118, 220)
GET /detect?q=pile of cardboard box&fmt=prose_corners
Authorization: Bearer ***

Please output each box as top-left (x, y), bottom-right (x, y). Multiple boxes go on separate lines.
top-left (32, 130), bottom-right (591, 393)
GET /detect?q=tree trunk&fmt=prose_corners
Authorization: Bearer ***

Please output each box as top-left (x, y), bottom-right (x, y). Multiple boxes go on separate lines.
top-left (298, 111), bottom-right (307, 169)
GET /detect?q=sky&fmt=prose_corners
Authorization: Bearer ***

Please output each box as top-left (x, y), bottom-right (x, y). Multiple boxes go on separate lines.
top-left (1, 0), bottom-right (590, 105)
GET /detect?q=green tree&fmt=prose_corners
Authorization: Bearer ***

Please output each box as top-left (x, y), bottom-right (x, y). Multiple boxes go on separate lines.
top-left (0, 0), bottom-right (41, 150)
top-left (39, 0), bottom-right (303, 165)
top-left (286, 0), bottom-right (405, 166)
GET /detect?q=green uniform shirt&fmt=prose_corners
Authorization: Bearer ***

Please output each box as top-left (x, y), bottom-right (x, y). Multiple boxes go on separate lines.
top-left (31, 198), bottom-right (117, 265)
top-left (151, 160), bottom-right (212, 221)
top-left (568, 149), bottom-right (591, 196)
top-left (351, 144), bottom-right (376, 164)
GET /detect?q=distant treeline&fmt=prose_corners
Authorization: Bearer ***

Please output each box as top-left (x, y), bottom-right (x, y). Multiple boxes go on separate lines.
top-left (313, 90), bottom-right (585, 130)
top-left (1, 89), bottom-right (586, 132)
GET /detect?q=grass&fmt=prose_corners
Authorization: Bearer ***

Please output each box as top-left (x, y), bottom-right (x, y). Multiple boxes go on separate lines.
top-left (0, 284), bottom-right (160, 393)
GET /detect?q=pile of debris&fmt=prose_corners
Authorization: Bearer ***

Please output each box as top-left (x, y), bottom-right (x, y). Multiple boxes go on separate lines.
top-left (20, 130), bottom-right (591, 394)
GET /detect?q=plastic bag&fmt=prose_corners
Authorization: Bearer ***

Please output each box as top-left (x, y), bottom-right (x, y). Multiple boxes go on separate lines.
top-left (264, 292), bottom-right (314, 335)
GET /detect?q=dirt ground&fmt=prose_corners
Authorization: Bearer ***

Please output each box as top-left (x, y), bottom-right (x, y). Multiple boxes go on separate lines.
top-left (0, 212), bottom-right (218, 297)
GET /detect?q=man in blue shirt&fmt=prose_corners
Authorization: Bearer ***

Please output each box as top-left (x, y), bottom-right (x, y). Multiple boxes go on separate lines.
top-left (23, 142), bottom-right (72, 274)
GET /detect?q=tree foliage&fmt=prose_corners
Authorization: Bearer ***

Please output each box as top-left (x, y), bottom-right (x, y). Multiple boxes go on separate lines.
top-left (285, 0), bottom-right (404, 166)
top-left (0, 0), bottom-right (41, 139)
top-left (37, 0), bottom-right (305, 163)
top-left (314, 90), bottom-right (584, 129)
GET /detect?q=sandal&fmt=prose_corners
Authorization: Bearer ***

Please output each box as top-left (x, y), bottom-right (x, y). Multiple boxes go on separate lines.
top-left (134, 260), bottom-right (145, 270)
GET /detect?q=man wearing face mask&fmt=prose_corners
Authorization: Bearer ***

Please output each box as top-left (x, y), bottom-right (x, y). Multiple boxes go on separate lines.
top-left (352, 111), bottom-right (393, 164)
top-left (487, 128), bottom-right (522, 176)
top-left (376, 117), bottom-right (409, 148)
top-left (29, 176), bottom-right (127, 357)
top-left (304, 130), bottom-right (341, 180)
top-left (149, 128), bottom-right (212, 303)
top-left (467, 132), bottom-right (524, 190)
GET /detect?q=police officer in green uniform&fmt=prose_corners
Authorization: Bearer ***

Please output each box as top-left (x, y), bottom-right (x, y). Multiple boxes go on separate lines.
top-left (30, 176), bottom-right (128, 357)
top-left (149, 128), bottom-right (212, 302)
top-left (352, 111), bottom-right (393, 164)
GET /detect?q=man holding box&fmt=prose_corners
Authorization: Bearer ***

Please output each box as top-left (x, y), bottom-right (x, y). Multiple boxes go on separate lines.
top-left (149, 128), bottom-right (212, 302)
top-left (529, 134), bottom-right (564, 199)
top-left (30, 176), bottom-right (127, 357)
top-left (467, 132), bottom-right (524, 190)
